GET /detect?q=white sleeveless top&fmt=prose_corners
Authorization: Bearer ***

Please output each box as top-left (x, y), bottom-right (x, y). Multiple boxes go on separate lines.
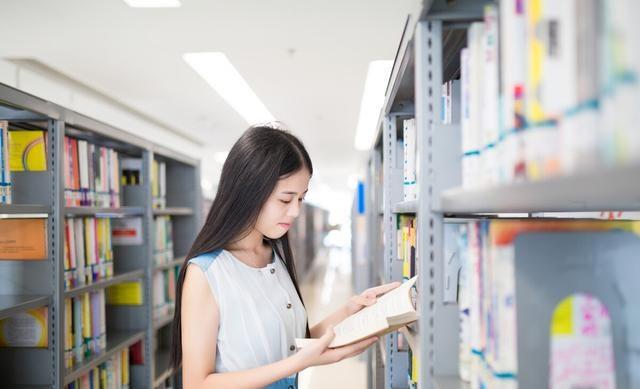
top-left (187, 247), bottom-right (308, 373)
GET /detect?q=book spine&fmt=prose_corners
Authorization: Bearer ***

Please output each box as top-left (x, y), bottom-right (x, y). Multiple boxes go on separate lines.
top-left (72, 138), bottom-right (81, 207)
top-left (0, 121), bottom-right (11, 204)
top-left (73, 296), bottom-right (83, 364)
top-left (81, 292), bottom-right (91, 359)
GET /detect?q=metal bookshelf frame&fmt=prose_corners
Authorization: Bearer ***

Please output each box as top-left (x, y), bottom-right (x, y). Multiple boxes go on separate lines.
top-left (0, 82), bottom-right (201, 388)
top-left (362, 0), bottom-right (640, 388)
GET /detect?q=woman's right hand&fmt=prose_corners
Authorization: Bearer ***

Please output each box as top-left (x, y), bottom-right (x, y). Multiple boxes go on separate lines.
top-left (295, 326), bottom-right (378, 369)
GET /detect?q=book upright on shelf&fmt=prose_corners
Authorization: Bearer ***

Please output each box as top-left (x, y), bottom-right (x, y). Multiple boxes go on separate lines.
top-left (403, 118), bottom-right (417, 201)
top-left (0, 121), bottom-right (12, 204)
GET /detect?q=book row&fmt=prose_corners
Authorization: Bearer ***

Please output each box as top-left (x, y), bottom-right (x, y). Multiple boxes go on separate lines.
top-left (65, 290), bottom-right (107, 369)
top-left (65, 347), bottom-right (131, 389)
top-left (397, 215), bottom-right (418, 281)
top-left (154, 216), bottom-right (174, 266)
top-left (396, 215), bottom-right (419, 388)
top-left (402, 118), bottom-right (417, 202)
top-left (0, 122), bottom-right (48, 204)
top-left (151, 159), bottom-right (167, 209)
top-left (64, 136), bottom-right (121, 208)
top-left (154, 266), bottom-right (178, 320)
top-left (64, 217), bottom-right (115, 290)
top-left (460, 1), bottom-right (640, 189)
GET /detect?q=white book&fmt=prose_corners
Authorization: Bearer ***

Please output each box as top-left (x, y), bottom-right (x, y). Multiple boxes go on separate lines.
top-left (88, 144), bottom-right (96, 206)
top-left (403, 119), bottom-right (417, 201)
top-left (461, 48), bottom-right (473, 188)
top-left (110, 149), bottom-right (120, 207)
top-left (99, 289), bottom-right (106, 351)
top-left (159, 161), bottom-right (166, 208)
top-left (457, 225), bottom-right (471, 382)
top-left (482, 5), bottom-right (500, 186)
top-left (499, 0), bottom-right (526, 184)
top-left (296, 276), bottom-right (417, 349)
top-left (85, 218), bottom-right (97, 281)
top-left (464, 23), bottom-right (485, 189)
top-left (0, 121), bottom-right (11, 204)
top-left (111, 217), bottom-right (143, 246)
top-left (73, 218), bottom-right (87, 286)
top-left (66, 219), bottom-right (77, 287)
top-left (441, 83), bottom-right (448, 123)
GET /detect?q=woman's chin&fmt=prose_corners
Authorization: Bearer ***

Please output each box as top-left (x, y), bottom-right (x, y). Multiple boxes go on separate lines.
top-left (264, 230), bottom-right (287, 240)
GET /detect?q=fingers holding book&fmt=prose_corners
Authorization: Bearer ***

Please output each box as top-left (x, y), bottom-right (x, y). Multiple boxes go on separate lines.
top-left (346, 281), bottom-right (403, 315)
top-left (295, 326), bottom-right (378, 368)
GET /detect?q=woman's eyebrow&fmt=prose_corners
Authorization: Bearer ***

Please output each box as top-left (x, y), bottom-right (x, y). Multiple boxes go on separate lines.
top-left (280, 189), bottom-right (308, 195)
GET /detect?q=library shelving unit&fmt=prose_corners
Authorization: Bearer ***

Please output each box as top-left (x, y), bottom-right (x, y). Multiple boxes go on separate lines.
top-left (361, 1), bottom-right (640, 389)
top-left (0, 82), bottom-right (201, 388)
top-left (150, 144), bottom-right (201, 389)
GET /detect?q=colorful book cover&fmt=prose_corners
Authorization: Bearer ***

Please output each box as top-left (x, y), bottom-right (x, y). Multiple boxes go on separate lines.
top-left (0, 218), bottom-right (48, 260)
top-left (0, 307), bottom-right (48, 347)
top-left (550, 294), bottom-right (615, 388)
top-left (8, 130), bottom-right (47, 171)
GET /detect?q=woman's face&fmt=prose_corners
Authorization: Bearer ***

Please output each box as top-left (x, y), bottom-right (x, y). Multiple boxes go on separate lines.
top-left (255, 168), bottom-right (311, 239)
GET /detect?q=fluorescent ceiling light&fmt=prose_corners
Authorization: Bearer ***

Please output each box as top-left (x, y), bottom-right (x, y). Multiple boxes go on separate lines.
top-left (183, 52), bottom-right (275, 125)
top-left (354, 60), bottom-right (393, 150)
top-left (122, 0), bottom-right (181, 7)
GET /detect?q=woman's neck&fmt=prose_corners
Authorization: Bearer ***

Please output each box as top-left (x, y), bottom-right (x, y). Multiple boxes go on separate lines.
top-left (227, 229), bottom-right (272, 268)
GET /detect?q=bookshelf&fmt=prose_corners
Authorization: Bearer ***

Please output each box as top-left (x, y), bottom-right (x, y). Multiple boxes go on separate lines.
top-left (361, 0), bottom-right (640, 388)
top-left (0, 82), bottom-right (201, 388)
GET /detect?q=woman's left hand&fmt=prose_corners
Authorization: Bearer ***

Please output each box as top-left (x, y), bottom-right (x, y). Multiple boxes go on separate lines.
top-left (344, 281), bottom-right (402, 316)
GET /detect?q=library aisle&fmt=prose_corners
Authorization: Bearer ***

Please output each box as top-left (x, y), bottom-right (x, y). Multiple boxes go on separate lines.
top-left (2, 1), bottom-right (640, 389)
top-left (299, 247), bottom-right (367, 389)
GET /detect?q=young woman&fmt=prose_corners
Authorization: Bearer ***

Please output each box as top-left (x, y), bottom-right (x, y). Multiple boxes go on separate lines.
top-left (171, 125), bottom-right (399, 389)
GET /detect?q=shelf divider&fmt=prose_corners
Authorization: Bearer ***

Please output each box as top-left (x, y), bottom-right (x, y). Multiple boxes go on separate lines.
top-left (0, 295), bottom-right (50, 321)
top-left (64, 269), bottom-right (144, 299)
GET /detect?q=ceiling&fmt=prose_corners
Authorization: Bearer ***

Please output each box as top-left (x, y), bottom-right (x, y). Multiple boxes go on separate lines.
top-left (0, 0), bottom-right (414, 211)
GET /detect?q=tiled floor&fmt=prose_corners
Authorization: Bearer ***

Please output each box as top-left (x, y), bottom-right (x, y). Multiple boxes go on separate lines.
top-left (297, 247), bottom-right (368, 389)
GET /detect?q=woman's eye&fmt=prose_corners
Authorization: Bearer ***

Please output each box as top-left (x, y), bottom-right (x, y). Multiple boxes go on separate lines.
top-left (280, 200), bottom-right (292, 204)
top-left (299, 198), bottom-right (305, 202)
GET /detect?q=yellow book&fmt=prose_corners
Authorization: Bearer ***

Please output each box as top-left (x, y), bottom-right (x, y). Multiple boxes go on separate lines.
top-left (82, 293), bottom-right (92, 356)
top-left (151, 159), bottom-right (159, 201)
top-left (122, 348), bottom-right (130, 386)
top-left (100, 366), bottom-right (107, 388)
top-left (8, 130), bottom-right (47, 171)
top-left (402, 226), bottom-right (410, 279)
top-left (0, 307), bottom-right (48, 347)
top-left (106, 281), bottom-right (144, 305)
top-left (65, 299), bottom-right (73, 368)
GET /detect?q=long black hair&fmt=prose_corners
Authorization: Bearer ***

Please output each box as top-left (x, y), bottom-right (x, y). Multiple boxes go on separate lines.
top-left (170, 125), bottom-right (313, 369)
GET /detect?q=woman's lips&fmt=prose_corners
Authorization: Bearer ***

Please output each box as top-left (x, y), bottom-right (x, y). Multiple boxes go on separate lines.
top-left (278, 223), bottom-right (291, 228)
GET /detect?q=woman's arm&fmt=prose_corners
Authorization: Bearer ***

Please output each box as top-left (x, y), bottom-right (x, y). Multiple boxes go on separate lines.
top-left (182, 265), bottom-right (377, 389)
top-left (309, 281), bottom-right (402, 338)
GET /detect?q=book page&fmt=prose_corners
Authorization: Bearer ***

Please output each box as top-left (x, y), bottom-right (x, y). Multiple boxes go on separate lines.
top-left (297, 276), bottom-right (417, 348)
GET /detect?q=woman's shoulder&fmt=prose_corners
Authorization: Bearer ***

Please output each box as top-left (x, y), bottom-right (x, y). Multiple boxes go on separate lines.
top-left (187, 248), bottom-right (226, 271)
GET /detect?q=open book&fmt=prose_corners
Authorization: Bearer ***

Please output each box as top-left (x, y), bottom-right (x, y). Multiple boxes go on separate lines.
top-left (296, 276), bottom-right (418, 349)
